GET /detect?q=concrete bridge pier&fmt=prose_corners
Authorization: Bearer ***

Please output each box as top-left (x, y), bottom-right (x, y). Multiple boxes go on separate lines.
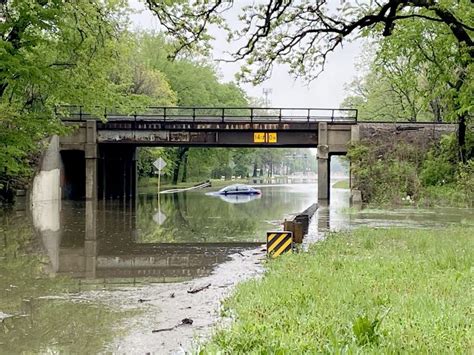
top-left (317, 122), bottom-right (330, 201)
top-left (85, 121), bottom-right (98, 200)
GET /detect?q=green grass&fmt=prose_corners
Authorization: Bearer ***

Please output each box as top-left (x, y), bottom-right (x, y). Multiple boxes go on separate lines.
top-left (333, 179), bottom-right (350, 189)
top-left (204, 227), bottom-right (474, 353)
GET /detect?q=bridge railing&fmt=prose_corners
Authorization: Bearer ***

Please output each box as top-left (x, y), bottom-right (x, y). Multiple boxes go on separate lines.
top-left (57, 106), bottom-right (358, 123)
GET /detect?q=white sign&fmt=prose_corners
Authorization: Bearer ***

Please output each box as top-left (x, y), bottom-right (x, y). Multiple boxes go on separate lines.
top-left (153, 157), bottom-right (167, 171)
top-left (153, 211), bottom-right (167, 225)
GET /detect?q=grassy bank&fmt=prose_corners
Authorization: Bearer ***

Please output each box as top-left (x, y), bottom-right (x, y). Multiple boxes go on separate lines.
top-left (332, 180), bottom-right (349, 189)
top-left (205, 227), bottom-right (473, 353)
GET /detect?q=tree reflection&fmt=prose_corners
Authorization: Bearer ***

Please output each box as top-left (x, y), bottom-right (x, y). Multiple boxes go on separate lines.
top-left (136, 186), bottom-right (317, 243)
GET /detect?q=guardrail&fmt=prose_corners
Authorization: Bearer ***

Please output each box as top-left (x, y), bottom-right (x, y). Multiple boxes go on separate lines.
top-left (56, 105), bottom-right (358, 123)
top-left (283, 203), bottom-right (318, 243)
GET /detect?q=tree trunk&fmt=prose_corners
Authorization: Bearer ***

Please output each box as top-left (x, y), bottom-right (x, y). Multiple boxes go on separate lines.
top-left (458, 114), bottom-right (467, 163)
top-left (172, 147), bottom-right (189, 185)
top-left (252, 162), bottom-right (258, 177)
top-left (429, 99), bottom-right (442, 123)
top-left (181, 151), bottom-right (189, 183)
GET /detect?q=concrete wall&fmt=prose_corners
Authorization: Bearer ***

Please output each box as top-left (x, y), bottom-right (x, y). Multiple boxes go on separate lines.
top-left (31, 135), bottom-right (62, 204)
top-left (30, 136), bottom-right (63, 274)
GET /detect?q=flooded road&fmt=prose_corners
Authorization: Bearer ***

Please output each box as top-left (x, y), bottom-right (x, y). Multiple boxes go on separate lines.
top-left (1, 183), bottom-right (473, 353)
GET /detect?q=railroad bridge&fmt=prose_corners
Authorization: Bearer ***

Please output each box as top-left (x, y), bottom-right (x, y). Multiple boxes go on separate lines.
top-left (49, 106), bottom-right (454, 202)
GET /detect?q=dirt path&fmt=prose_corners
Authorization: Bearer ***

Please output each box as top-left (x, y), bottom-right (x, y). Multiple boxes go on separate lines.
top-left (77, 247), bottom-right (265, 354)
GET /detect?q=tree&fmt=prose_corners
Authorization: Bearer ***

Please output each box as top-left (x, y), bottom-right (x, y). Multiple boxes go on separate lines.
top-left (146, 0), bottom-right (473, 161)
top-left (133, 33), bottom-right (249, 184)
top-left (342, 41), bottom-right (445, 122)
top-left (0, 0), bottom-right (140, 196)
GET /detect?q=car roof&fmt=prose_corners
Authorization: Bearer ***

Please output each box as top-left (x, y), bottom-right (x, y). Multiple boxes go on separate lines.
top-left (220, 184), bottom-right (253, 190)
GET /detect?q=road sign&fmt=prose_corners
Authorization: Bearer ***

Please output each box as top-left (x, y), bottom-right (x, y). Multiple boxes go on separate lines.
top-left (153, 210), bottom-right (167, 225)
top-left (153, 158), bottom-right (167, 197)
top-left (153, 157), bottom-right (167, 171)
top-left (253, 132), bottom-right (278, 144)
top-left (267, 231), bottom-right (293, 258)
top-left (253, 132), bottom-right (266, 143)
top-left (268, 132), bottom-right (277, 143)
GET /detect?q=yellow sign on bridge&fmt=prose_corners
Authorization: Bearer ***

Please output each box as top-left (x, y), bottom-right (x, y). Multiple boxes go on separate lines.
top-left (253, 132), bottom-right (278, 144)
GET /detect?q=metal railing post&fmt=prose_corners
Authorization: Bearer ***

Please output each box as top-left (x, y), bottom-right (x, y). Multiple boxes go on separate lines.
top-left (331, 109), bottom-right (334, 123)
top-left (163, 107), bottom-right (167, 122)
top-left (104, 107), bottom-right (107, 121)
top-left (307, 109), bottom-right (310, 123)
top-left (279, 108), bottom-right (282, 123)
top-left (222, 108), bottom-right (225, 123)
top-left (193, 108), bottom-right (196, 122)
top-left (250, 108), bottom-right (254, 123)
top-left (79, 106), bottom-right (83, 121)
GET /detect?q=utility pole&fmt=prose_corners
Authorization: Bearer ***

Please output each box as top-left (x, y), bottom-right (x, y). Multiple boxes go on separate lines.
top-left (262, 88), bottom-right (272, 107)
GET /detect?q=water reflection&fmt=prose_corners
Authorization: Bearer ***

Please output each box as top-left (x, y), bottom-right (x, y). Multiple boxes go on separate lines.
top-left (22, 183), bottom-right (474, 282)
top-left (217, 193), bottom-right (261, 204)
top-left (29, 185), bottom-right (317, 281)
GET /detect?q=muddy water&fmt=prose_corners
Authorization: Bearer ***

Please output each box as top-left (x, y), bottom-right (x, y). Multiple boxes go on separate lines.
top-left (1, 183), bottom-right (473, 353)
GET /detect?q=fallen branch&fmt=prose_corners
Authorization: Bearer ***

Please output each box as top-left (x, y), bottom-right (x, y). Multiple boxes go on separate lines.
top-left (187, 283), bottom-right (211, 294)
top-left (152, 318), bottom-right (194, 333)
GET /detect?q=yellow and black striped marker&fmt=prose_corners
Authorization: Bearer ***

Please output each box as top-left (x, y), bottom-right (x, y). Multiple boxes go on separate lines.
top-left (267, 231), bottom-right (293, 258)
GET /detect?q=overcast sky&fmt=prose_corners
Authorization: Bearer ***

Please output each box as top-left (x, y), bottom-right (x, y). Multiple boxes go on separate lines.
top-left (129, 1), bottom-right (363, 108)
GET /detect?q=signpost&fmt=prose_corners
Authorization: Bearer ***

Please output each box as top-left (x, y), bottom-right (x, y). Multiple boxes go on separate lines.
top-left (153, 158), bottom-right (167, 196)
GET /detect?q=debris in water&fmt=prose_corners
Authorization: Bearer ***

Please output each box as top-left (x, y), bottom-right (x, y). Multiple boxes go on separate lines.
top-left (170, 293), bottom-right (175, 298)
top-left (0, 312), bottom-right (13, 321)
top-left (151, 318), bottom-right (194, 333)
top-left (138, 299), bottom-right (151, 303)
top-left (187, 283), bottom-right (211, 294)
top-left (152, 326), bottom-right (175, 333)
top-left (181, 318), bottom-right (193, 325)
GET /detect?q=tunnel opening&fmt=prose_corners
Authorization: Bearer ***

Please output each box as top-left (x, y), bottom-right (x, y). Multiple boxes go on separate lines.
top-left (61, 150), bottom-right (85, 200)
top-left (98, 144), bottom-right (137, 199)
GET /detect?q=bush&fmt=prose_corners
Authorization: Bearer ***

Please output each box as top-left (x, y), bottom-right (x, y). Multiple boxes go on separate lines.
top-left (347, 141), bottom-right (423, 204)
top-left (348, 132), bottom-right (473, 206)
top-left (420, 134), bottom-right (458, 186)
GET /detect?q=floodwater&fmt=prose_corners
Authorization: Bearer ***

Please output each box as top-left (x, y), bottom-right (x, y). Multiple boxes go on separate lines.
top-left (1, 183), bottom-right (473, 353)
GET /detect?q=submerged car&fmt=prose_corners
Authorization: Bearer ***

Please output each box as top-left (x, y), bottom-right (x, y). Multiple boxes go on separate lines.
top-left (217, 184), bottom-right (261, 195)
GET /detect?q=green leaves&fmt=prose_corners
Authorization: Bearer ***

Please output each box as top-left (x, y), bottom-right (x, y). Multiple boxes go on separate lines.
top-left (0, 0), bottom-right (147, 194)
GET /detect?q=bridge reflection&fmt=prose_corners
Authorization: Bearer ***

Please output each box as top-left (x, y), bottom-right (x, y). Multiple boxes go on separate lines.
top-left (34, 199), bottom-right (262, 281)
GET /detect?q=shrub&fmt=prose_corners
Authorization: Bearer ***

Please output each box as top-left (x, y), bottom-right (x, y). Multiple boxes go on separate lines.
top-left (348, 132), bottom-right (473, 206)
